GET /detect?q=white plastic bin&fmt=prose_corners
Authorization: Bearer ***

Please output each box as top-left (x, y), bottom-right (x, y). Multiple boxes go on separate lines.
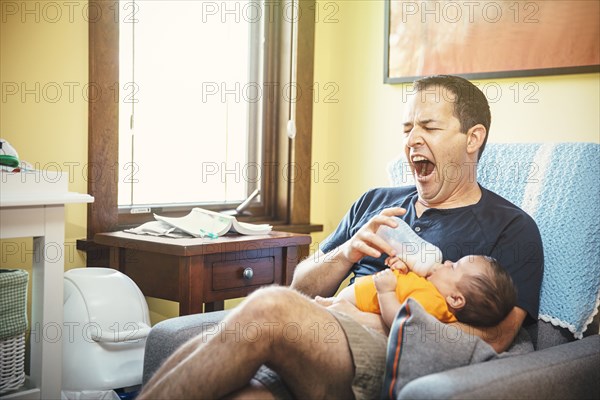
top-left (62, 268), bottom-right (151, 397)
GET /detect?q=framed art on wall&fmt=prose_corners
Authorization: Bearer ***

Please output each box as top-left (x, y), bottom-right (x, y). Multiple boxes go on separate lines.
top-left (384, 0), bottom-right (600, 83)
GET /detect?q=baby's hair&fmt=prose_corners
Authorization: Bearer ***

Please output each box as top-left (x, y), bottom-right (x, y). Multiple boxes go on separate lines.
top-left (454, 256), bottom-right (517, 327)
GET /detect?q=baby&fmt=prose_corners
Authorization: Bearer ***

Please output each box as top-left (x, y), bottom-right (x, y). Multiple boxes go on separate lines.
top-left (338, 254), bottom-right (517, 329)
top-left (337, 217), bottom-right (517, 329)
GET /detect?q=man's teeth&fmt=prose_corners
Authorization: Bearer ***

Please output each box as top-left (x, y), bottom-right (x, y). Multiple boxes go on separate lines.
top-left (411, 156), bottom-right (433, 176)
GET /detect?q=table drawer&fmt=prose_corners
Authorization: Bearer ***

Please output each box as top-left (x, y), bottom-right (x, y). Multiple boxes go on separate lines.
top-left (211, 256), bottom-right (275, 291)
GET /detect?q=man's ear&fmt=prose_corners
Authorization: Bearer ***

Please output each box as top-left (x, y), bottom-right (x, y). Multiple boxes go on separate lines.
top-left (466, 124), bottom-right (486, 157)
top-left (446, 293), bottom-right (466, 311)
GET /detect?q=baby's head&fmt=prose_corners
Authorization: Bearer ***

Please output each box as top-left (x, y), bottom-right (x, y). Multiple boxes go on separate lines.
top-left (427, 255), bottom-right (517, 327)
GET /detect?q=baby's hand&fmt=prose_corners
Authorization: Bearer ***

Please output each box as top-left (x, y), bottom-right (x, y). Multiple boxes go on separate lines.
top-left (385, 256), bottom-right (408, 274)
top-left (373, 269), bottom-right (397, 293)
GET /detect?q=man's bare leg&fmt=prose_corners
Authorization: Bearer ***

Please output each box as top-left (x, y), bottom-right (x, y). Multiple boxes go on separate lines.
top-left (143, 338), bottom-right (275, 400)
top-left (138, 286), bottom-right (355, 399)
top-left (140, 330), bottom-right (212, 395)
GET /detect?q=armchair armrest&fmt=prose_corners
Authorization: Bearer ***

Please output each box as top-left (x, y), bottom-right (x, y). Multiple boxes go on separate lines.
top-left (142, 310), bottom-right (229, 385)
top-left (398, 335), bottom-right (600, 400)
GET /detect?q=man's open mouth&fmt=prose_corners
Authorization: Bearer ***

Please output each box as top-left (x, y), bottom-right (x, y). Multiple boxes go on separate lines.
top-left (412, 155), bottom-right (435, 177)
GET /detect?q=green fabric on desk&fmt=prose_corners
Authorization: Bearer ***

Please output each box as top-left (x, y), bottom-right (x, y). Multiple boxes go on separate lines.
top-left (0, 269), bottom-right (29, 340)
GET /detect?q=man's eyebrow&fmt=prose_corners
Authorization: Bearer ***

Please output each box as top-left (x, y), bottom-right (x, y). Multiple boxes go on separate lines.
top-left (418, 119), bottom-right (438, 125)
top-left (403, 119), bottom-right (440, 128)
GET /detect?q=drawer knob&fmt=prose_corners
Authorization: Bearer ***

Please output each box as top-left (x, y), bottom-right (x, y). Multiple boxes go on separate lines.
top-left (243, 267), bottom-right (254, 280)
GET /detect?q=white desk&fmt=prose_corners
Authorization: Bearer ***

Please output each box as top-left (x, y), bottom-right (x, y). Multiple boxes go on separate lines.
top-left (1, 171), bottom-right (93, 399)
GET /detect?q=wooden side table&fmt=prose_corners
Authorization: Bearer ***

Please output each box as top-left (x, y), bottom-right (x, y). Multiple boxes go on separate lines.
top-left (93, 231), bottom-right (311, 315)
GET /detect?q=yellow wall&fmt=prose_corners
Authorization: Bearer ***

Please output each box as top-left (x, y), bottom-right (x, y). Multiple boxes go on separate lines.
top-left (1, 0), bottom-right (89, 269)
top-left (1, 0), bottom-right (598, 323)
top-left (0, 0), bottom-right (90, 332)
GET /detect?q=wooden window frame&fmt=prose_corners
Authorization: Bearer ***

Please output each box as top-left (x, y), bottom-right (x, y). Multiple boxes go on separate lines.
top-left (86, 0), bottom-right (321, 239)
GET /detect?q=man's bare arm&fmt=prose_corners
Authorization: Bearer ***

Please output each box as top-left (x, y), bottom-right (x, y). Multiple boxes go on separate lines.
top-left (291, 248), bottom-right (355, 298)
top-left (292, 207), bottom-right (407, 298)
top-left (315, 296), bottom-right (389, 336)
top-left (452, 307), bottom-right (527, 353)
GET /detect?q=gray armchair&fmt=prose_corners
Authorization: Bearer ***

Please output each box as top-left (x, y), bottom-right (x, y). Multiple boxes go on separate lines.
top-left (142, 143), bottom-right (600, 398)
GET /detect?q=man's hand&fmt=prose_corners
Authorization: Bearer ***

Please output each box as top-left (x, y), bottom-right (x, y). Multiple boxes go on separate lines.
top-left (314, 296), bottom-right (336, 307)
top-left (452, 307), bottom-right (527, 353)
top-left (373, 269), bottom-right (397, 293)
top-left (340, 207), bottom-right (406, 264)
top-left (314, 296), bottom-right (366, 317)
top-left (314, 296), bottom-right (389, 335)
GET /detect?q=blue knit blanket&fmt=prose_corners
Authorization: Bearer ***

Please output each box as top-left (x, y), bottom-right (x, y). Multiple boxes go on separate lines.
top-left (388, 142), bottom-right (600, 339)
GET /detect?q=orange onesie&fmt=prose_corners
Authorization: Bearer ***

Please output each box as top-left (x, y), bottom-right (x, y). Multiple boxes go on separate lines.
top-left (354, 270), bottom-right (457, 323)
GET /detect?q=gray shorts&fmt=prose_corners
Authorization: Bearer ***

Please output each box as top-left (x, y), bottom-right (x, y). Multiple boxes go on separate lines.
top-left (253, 310), bottom-right (388, 400)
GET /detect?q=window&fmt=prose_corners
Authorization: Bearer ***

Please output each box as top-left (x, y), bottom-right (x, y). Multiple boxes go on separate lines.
top-left (118, 0), bottom-right (262, 208)
top-left (86, 0), bottom-right (320, 237)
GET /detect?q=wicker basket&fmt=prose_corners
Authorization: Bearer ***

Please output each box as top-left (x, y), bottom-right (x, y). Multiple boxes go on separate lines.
top-left (0, 269), bottom-right (28, 395)
top-left (0, 332), bottom-right (26, 394)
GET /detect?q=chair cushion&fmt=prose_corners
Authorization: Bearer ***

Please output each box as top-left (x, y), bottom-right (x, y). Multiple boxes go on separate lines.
top-left (381, 298), bottom-right (499, 399)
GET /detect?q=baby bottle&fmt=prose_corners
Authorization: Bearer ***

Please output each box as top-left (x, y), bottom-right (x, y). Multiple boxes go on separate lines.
top-left (376, 217), bottom-right (443, 277)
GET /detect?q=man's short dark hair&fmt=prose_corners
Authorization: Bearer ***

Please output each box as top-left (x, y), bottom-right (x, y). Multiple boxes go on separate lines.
top-left (413, 75), bottom-right (491, 160)
top-left (454, 256), bottom-right (517, 327)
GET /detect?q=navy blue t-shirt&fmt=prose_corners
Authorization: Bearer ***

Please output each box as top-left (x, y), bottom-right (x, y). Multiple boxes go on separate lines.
top-left (320, 186), bottom-right (544, 322)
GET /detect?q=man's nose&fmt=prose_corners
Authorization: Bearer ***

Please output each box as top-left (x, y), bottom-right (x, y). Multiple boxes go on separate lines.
top-left (405, 127), bottom-right (423, 148)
